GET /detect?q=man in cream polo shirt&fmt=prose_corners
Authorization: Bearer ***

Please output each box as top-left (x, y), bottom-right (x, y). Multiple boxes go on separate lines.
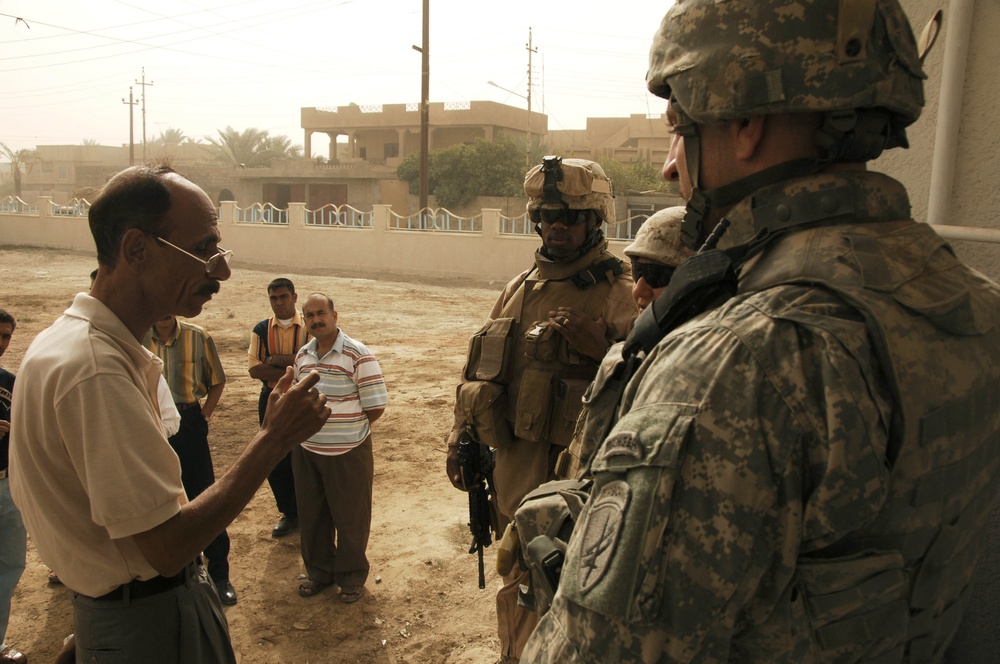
top-left (10, 165), bottom-right (330, 662)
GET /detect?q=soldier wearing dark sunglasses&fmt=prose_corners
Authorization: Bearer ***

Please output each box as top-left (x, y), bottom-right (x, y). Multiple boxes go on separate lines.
top-left (623, 207), bottom-right (695, 312)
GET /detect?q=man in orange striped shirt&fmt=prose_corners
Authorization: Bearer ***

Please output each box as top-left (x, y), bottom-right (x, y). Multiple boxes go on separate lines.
top-left (292, 293), bottom-right (387, 604)
top-left (144, 315), bottom-right (236, 606)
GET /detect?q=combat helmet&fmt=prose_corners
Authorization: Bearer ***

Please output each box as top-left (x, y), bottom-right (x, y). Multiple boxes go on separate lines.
top-left (524, 156), bottom-right (616, 260)
top-left (624, 206), bottom-right (695, 269)
top-left (646, 0), bottom-right (932, 246)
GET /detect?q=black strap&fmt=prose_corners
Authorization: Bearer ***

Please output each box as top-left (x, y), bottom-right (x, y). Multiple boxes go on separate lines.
top-left (623, 248), bottom-right (738, 358)
top-left (570, 257), bottom-right (623, 290)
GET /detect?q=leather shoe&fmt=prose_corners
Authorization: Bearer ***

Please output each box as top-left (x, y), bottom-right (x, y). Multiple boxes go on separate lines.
top-left (217, 580), bottom-right (237, 606)
top-left (0, 644), bottom-right (27, 663)
top-left (271, 515), bottom-right (298, 538)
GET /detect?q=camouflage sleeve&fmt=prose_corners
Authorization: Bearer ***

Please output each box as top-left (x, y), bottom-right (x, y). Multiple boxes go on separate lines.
top-left (523, 286), bottom-right (892, 662)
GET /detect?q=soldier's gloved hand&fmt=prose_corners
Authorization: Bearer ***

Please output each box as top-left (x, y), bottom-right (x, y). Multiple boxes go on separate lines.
top-left (549, 307), bottom-right (608, 361)
top-left (446, 442), bottom-right (467, 491)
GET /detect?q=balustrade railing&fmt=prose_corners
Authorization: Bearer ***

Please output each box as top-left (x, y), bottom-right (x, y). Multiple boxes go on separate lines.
top-left (235, 203), bottom-right (287, 225)
top-left (307, 204), bottom-right (372, 228)
top-left (389, 208), bottom-right (481, 232)
top-left (0, 196), bottom-right (37, 214)
top-left (50, 198), bottom-right (90, 217)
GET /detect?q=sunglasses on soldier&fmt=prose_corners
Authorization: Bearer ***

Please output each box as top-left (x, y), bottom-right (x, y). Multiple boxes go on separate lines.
top-left (631, 260), bottom-right (676, 289)
top-left (529, 208), bottom-right (600, 227)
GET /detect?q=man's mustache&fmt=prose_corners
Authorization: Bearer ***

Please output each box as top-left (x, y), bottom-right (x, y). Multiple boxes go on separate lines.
top-left (197, 281), bottom-right (221, 297)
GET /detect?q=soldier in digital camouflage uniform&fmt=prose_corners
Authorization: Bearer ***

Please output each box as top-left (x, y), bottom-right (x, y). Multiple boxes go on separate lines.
top-left (554, 206), bottom-right (694, 481)
top-left (523, 1), bottom-right (1000, 662)
top-left (446, 157), bottom-right (637, 663)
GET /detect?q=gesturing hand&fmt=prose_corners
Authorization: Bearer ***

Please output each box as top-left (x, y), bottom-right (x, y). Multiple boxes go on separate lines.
top-left (262, 368), bottom-right (331, 449)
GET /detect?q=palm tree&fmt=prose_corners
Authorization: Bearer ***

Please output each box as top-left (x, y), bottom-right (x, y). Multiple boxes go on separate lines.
top-left (156, 128), bottom-right (188, 145)
top-left (0, 141), bottom-right (39, 198)
top-left (204, 126), bottom-right (302, 167)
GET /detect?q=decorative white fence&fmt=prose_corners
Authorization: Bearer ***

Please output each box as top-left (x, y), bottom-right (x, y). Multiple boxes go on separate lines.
top-left (5, 194), bottom-right (1000, 281)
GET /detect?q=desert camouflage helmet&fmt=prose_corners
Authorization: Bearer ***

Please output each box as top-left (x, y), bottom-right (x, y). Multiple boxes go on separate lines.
top-left (624, 206), bottom-right (695, 268)
top-left (647, 0), bottom-right (926, 155)
top-left (524, 156), bottom-right (616, 225)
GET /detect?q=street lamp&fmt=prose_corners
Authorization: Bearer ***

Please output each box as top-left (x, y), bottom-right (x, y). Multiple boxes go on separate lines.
top-left (487, 80), bottom-right (531, 165)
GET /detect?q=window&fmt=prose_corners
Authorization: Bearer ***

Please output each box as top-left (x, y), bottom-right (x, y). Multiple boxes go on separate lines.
top-left (384, 143), bottom-right (399, 159)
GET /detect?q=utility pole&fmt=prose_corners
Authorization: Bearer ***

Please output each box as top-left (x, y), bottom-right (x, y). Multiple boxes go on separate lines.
top-left (526, 28), bottom-right (537, 166)
top-left (122, 87), bottom-right (138, 166)
top-left (419, 0), bottom-right (430, 216)
top-left (134, 67), bottom-right (154, 163)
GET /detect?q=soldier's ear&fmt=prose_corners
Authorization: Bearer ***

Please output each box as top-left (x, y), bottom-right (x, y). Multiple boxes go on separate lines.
top-left (733, 115), bottom-right (767, 161)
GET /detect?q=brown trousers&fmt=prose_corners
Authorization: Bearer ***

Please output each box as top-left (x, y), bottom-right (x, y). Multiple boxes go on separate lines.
top-left (292, 436), bottom-right (373, 588)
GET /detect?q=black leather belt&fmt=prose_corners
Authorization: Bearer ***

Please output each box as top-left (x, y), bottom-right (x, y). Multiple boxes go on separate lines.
top-left (175, 402), bottom-right (201, 411)
top-left (92, 565), bottom-right (190, 602)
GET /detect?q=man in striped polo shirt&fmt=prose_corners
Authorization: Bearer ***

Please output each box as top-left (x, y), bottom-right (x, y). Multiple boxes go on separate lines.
top-left (144, 314), bottom-right (235, 606)
top-left (293, 293), bottom-right (387, 604)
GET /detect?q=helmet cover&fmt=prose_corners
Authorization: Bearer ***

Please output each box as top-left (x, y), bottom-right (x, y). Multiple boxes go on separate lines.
top-left (624, 206), bottom-right (696, 267)
top-left (646, 0), bottom-right (926, 130)
top-left (525, 157), bottom-right (616, 225)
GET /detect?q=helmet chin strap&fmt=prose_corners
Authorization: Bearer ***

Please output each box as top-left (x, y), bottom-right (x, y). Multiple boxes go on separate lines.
top-left (677, 118), bottom-right (819, 250)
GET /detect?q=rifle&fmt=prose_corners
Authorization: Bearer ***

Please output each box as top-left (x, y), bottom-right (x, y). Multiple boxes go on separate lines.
top-left (457, 423), bottom-right (498, 589)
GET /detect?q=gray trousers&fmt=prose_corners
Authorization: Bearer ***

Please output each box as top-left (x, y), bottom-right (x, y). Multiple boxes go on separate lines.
top-left (72, 565), bottom-right (236, 663)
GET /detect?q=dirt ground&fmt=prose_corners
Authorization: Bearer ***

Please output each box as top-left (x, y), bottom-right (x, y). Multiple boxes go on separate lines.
top-left (3, 246), bottom-right (511, 664)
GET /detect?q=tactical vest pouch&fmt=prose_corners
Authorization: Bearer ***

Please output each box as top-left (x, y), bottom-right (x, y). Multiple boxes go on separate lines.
top-left (549, 378), bottom-right (590, 448)
top-left (796, 549), bottom-right (908, 661)
top-left (455, 380), bottom-right (513, 449)
top-left (523, 320), bottom-right (560, 362)
top-left (464, 317), bottom-right (516, 384)
top-left (514, 368), bottom-right (553, 442)
top-left (514, 478), bottom-right (593, 616)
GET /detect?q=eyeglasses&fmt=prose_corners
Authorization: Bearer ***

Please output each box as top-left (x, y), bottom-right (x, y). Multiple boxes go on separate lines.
top-left (529, 208), bottom-right (600, 227)
top-left (154, 235), bottom-right (233, 273)
top-left (631, 260), bottom-right (676, 289)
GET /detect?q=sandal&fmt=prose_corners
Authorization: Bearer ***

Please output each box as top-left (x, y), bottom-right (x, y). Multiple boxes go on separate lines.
top-left (338, 585), bottom-right (365, 604)
top-left (297, 579), bottom-right (330, 598)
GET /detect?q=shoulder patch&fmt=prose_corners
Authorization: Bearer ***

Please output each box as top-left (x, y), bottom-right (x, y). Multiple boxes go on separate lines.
top-left (602, 431), bottom-right (642, 461)
top-left (578, 480), bottom-right (631, 593)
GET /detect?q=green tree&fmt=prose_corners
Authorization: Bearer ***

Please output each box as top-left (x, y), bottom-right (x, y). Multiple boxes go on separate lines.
top-left (204, 126), bottom-right (302, 167)
top-left (81, 138), bottom-right (100, 146)
top-left (0, 141), bottom-right (39, 198)
top-left (597, 158), bottom-right (672, 195)
top-left (396, 136), bottom-right (525, 208)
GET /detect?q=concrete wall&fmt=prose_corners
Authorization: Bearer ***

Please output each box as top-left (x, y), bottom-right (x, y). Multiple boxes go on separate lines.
top-left (0, 201), bottom-right (631, 283)
top-left (876, 0), bottom-right (1000, 281)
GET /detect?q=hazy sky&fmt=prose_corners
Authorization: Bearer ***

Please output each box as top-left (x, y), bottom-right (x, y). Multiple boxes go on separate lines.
top-left (0, 0), bottom-right (671, 156)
